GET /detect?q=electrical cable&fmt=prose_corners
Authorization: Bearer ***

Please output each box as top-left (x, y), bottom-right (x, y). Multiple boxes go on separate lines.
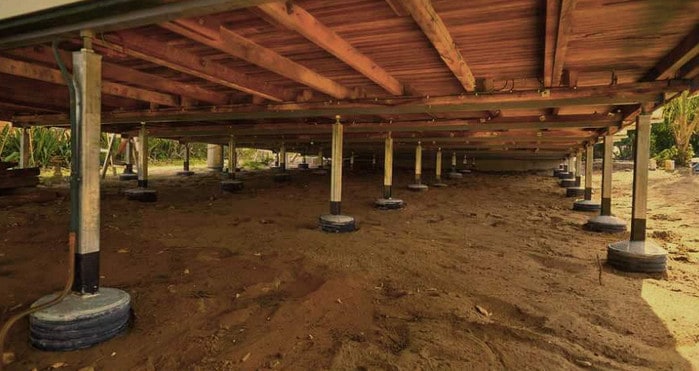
top-left (0, 40), bottom-right (81, 370)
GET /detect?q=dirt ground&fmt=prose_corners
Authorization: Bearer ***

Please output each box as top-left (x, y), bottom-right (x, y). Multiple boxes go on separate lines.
top-left (1, 164), bottom-right (698, 370)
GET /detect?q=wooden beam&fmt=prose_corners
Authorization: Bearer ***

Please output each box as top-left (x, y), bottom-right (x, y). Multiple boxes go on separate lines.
top-left (643, 24), bottom-right (699, 81)
top-left (0, 0), bottom-right (278, 49)
top-left (560, 69), bottom-right (578, 88)
top-left (161, 20), bottom-right (353, 99)
top-left (255, 2), bottom-right (405, 95)
top-left (144, 124), bottom-right (596, 138)
top-left (550, 0), bottom-right (576, 87)
top-left (11, 80), bottom-right (690, 125)
top-left (0, 75), bottom-right (142, 112)
top-left (0, 55), bottom-right (180, 106)
top-left (385, 0), bottom-right (410, 16)
top-left (0, 84), bottom-right (69, 112)
top-left (679, 55), bottom-right (699, 79)
top-left (0, 101), bottom-right (58, 114)
top-left (552, 69), bottom-right (578, 115)
top-left (402, 0), bottom-right (476, 91)
top-left (139, 114), bottom-right (621, 136)
top-left (543, 0), bottom-right (561, 87)
top-left (5, 46), bottom-right (230, 105)
top-left (605, 26), bottom-right (699, 129)
top-left (95, 31), bottom-right (291, 102)
top-left (164, 133), bottom-right (587, 145)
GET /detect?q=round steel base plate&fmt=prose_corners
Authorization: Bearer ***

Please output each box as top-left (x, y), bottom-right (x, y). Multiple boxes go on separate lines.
top-left (407, 184), bottom-right (429, 192)
top-left (585, 215), bottom-right (627, 233)
top-left (118, 173), bottom-right (138, 181)
top-left (556, 171), bottom-right (571, 179)
top-left (375, 198), bottom-right (404, 210)
top-left (220, 180), bottom-right (244, 192)
top-left (573, 199), bottom-right (601, 211)
top-left (318, 214), bottom-right (356, 233)
top-left (566, 187), bottom-right (585, 197)
top-left (30, 288), bottom-right (131, 351)
top-left (124, 188), bottom-right (157, 202)
top-left (607, 240), bottom-right (667, 273)
top-left (273, 173), bottom-right (291, 182)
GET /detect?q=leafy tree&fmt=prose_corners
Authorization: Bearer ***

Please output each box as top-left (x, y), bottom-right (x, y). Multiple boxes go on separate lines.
top-left (651, 116), bottom-right (674, 156)
top-left (663, 90), bottom-right (699, 166)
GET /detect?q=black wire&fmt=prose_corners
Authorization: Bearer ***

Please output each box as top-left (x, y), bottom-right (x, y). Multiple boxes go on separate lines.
top-left (52, 41), bottom-right (81, 236)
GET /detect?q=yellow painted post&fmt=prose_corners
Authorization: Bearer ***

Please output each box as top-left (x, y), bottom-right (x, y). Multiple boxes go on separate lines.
top-left (383, 133), bottom-right (393, 198)
top-left (330, 116), bottom-right (343, 214)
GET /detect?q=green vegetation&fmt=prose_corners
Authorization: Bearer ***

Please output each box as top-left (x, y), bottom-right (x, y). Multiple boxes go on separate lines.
top-left (0, 126), bottom-right (71, 167)
top-left (615, 91), bottom-right (698, 166)
top-left (5, 92), bottom-right (693, 169)
top-left (237, 148), bottom-right (274, 170)
top-left (656, 91), bottom-right (698, 166)
top-left (0, 126), bottom-right (275, 170)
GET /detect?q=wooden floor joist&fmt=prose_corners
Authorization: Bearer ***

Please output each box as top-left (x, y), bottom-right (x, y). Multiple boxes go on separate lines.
top-left (1, 0), bottom-right (697, 158)
top-left (546, 0), bottom-right (576, 87)
top-left (255, 2), bottom-right (405, 96)
top-left (0, 55), bottom-right (180, 107)
top-left (5, 46), bottom-right (231, 106)
top-left (161, 19), bottom-right (354, 99)
top-left (0, 0), bottom-right (278, 49)
top-left (402, 0), bottom-right (476, 91)
top-left (94, 31), bottom-right (291, 102)
top-left (642, 24), bottom-right (699, 81)
top-left (136, 115), bottom-right (619, 137)
top-left (11, 80), bottom-right (691, 125)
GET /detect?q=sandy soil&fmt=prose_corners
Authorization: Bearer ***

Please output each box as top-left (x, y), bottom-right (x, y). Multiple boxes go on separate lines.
top-left (1, 164), bottom-right (698, 370)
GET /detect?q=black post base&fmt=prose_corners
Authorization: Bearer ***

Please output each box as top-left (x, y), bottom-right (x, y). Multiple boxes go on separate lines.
top-left (319, 214), bottom-right (356, 233)
top-left (124, 188), bottom-right (158, 202)
top-left (221, 179), bottom-right (244, 192)
top-left (29, 288), bottom-right (132, 351)
top-left (274, 172), bottom-right (291, 182)
top-left (607, 240), bottom-right (667, 273)
top-left (119, 173), bottom-right (138, 181)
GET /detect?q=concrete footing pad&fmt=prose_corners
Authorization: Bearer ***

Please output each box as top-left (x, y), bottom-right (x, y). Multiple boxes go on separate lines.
top-left (176, 170), bottom-right (194, 177)
top-left (447, 172), bottom-right (463, 179)
top-left (432, 182), bottom-right (448, 188)
top-left (565, 187), bottom-right (585, 197)
top-left (407, 184), bottom-right (429, 192)
top-left (375, 198), bottom-right (404, 210)
top-left (220, 179), bottom-right (244, 192)
top-left (556, 171), bottom-right (571, 179)
top-left (318, 214), bottom-right (356, 233)
top-left (273, 173), bottom-right (291, 182)
top-left (29, 288), bottom-right (131, 351)
top-left (119, 173), bottom-right (138, 181)
top-left (124, 188), bottom-right (157, 202)
top-left (560, 178), bottom-right (577, 187)
top-left (459, 169), bottom-right (472, 174)
top-left (573, 199), bottom-right (601, 211)
top-left (584, 215), bottom-right (627, 233)
top-left (607, 240), bottom-right (667, 273)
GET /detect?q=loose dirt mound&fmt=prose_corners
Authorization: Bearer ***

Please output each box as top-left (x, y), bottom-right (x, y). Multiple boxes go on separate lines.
top-left (0, 166), bottom-right (697, 370)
